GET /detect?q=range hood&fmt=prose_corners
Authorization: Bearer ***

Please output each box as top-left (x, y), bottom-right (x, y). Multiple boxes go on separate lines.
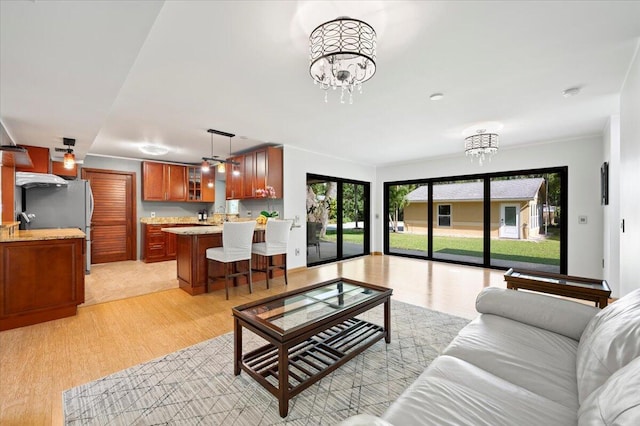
top-left (15, 172), bottom-right (69, 188)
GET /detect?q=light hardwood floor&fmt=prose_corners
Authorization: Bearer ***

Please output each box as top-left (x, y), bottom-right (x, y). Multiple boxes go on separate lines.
top-left (0, 255), bottom-right (506, 425)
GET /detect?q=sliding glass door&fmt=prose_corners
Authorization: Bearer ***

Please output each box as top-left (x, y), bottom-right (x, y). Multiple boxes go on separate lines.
top-left (307, 174), bottom-right (369, 266)
top-left (384, 167), bottom-right (567, 273)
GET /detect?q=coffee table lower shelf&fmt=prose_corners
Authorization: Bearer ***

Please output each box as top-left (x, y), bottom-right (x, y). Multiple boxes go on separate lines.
top-left (239, 318), bottom-right (385, 415)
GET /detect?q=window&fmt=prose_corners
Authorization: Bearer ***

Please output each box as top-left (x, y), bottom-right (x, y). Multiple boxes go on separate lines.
top-left (437, 204), bottom-right (451, 227)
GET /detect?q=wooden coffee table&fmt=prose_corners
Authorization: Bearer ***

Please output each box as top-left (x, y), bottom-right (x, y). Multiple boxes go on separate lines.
top-left (232, 278), bottom-right (393, 417)
top-left (504, 268), bottom-right (611, 308)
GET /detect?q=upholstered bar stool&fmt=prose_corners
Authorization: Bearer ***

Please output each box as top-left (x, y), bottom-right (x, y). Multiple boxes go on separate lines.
top-left (206, 221), bottom-right (256, 299)
top-left (252, 219), bottom-right (293, 289)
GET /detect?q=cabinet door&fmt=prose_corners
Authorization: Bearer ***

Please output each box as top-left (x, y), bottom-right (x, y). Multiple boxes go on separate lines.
top-left (201, 169), bottom-right (215, 202)
top-left (254, 148), bottom-right (267, 194)
top-left (15, 145), bottom-right (49, 173)
top-left (242, 152), bottom-right (255, 198)
top-left (226, 155), bottom-right (243, 199)
top-left (166, 164), bottom-right (187, 201)
top-left (187, 166), bottom-right (201, 201)
top-left (165, 229), bottom-right (178, 257)
top-left (265, 147), bottom-right (283, 198)
top-left (142, 162), bottom-right (165, 201)
top-left (52, 160), bottom-right (77, 178)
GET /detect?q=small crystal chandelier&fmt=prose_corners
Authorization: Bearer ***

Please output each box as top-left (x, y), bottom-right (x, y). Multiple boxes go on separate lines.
top-left (464, 130), bottom-right (499, 165)
top-left (309, 16), bottom-right (377, 104)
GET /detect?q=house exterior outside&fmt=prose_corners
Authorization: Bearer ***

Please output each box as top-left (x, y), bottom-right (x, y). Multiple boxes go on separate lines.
top-left (403, 178), bottom-right (546, 240)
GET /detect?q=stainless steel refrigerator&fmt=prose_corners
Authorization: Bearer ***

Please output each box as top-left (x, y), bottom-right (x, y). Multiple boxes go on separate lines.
top-left (22, 180), bottom-right (94, 273)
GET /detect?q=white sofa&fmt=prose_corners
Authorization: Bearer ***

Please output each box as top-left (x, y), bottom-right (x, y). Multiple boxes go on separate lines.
top-left (341, 287), bottom-right (640, 425)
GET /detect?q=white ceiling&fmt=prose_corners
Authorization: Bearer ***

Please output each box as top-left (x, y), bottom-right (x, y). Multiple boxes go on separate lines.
top-left (2, 1), bottom-right (640, 167)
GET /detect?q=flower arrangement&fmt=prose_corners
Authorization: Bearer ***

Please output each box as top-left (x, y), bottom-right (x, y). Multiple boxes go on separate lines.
top-left (256, 186), bottom-right (276, 198)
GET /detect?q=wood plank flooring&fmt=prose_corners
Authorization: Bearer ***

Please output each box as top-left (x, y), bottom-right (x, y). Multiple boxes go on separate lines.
top-left (0, 255), bottom-right (506, 425)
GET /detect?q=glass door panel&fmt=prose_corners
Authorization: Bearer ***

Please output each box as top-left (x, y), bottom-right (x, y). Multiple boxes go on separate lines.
top-left (489, 174), bottom-right (561, 272)
top-left (431, 179), bottom-right (484, 264)
top-left (307, 175), bottom-right (370, 266)
top-left (341, 183), bottom-right (366, 258)
top-left (387, 183), bottom-right (427, 256)
top-left (306, 178), bottom-right (337, 264)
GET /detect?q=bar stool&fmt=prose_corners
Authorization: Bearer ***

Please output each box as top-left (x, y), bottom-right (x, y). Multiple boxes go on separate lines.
top-left (252, 219), bottom-right (293, 288)
top-left (206, 221), bottom-right (256, 299)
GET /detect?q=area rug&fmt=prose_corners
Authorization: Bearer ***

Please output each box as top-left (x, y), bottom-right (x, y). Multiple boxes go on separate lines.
top-left (63, 301), bottom-right (469, 425)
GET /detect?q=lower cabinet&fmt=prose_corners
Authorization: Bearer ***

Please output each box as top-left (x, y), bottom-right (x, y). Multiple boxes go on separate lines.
top-left (142, 223), bottom-right (189, 263)
top-left (0, 237), bottom-right (85, 331)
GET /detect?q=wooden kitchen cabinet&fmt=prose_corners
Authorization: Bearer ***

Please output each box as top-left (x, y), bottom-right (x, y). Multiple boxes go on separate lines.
top-left (52, 160), bottom-right (77, 178)
top-left (142, 223), bottom-right (192, 262)
top-left (0, 237), bottom-right (85, 331)
top-left (15, 144), bottom-right (50, 174)
top-left (142, 162), bottom-right (187, 201)
top-left (254, 146), bottom-right (283, 198)
top-left (187, 166), bottom-right (215, 202)
top-left (225, 146), bottom-right (282, 200)
top-left (225, 155), bottom-right (244, 200)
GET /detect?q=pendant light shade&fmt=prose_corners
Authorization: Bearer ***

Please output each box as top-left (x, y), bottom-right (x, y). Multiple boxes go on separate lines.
top-left (63, 151), bottom-right (75, 169)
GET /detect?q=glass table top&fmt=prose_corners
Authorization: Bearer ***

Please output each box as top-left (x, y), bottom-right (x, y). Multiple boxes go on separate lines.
top-left (237, 280), bottom-right (382, 333)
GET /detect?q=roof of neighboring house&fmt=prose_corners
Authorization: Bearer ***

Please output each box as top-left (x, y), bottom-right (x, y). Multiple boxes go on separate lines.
top-left (406, 178), bottom-right (545, 202)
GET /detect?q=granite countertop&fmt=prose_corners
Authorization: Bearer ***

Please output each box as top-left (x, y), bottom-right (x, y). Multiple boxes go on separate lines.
top-left (141, 214), bottom-right (239, 225)
top-left (162, 224), bottom-right (266, 235)
top-left (0, 228), bottom-right (86, 242)
top-left (161, 225), bottom-right (223, 235)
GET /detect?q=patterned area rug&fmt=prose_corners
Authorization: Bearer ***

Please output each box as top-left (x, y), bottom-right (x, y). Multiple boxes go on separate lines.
top-left (63, 301), bottom-right (469, 425)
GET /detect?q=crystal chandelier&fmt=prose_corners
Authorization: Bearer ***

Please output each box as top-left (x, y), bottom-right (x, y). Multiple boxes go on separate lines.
top-left (464, 130), bottom-right (499, 165)
top-left (309, 16), bottom-right (377, 104)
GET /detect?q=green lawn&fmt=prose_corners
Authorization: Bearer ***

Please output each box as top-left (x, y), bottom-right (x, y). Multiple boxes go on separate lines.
top-left (389, 233), bottom-right (560, 265)
top-left (324, 229), bottom-right (560, 265)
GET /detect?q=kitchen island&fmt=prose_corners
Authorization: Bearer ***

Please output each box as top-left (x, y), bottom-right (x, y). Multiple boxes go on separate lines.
top-left (163, 225), bottom-right (281, 296)
top-left (0, 228), bottom-right (85, 330)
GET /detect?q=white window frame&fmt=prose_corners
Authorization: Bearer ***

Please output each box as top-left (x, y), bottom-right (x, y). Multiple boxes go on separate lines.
top-left (437, 204), bottom-right (452, 227)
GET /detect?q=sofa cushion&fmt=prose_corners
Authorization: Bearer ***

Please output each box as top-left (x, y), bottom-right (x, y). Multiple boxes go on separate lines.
top-left (577, 356), bottom-right (640, 425)
top-left (476, 287), bottom-right (599, 340)
top-left (443, 314), bottom-right (579, 410)
top-left (576, 288), bottom-right (640, 404)
top-left (383, 355), bottom-right (576, 426)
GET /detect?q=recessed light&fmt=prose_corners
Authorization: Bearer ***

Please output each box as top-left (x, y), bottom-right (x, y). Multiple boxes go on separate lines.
top-left (562, 87), bottom-right (581, 98)
top-left (429, 93), bottom-right (444, 101)
top-left (139, 144), bottom-right (170, 156)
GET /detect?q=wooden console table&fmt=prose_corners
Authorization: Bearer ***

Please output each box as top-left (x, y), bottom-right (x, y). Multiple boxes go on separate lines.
top-left (504, 268), bottom-right (611, 308)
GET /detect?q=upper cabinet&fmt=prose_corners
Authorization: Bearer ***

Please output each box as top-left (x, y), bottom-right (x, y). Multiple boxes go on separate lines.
top-left (188, 166), bottom-right (215, 202)
top-left (142, 162), bottom-right (187, 201)
top-left (226, 146), bottom-right (283, 200)
top-left (255, 147), bottom-right (283, 198)
top-left (15, 145), bottom-right (49, 174)
top-left (52, 160), bottom-right (77, 178)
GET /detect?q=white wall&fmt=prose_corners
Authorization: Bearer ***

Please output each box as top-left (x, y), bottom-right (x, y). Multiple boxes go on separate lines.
top-left (603, 116), bottom-right (621, 297)
top-left (619, 44), bottom-right (640, 296)
top-left (282, 146), bottom-right (377, 269)
top-left (376, 135), bottom-right (605, 279)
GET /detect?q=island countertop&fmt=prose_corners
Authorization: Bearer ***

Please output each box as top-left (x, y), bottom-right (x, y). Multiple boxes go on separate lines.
top-left (161, 224), bottom-right (266, 235)
top-left (0, 228), bottom-right (86, 242)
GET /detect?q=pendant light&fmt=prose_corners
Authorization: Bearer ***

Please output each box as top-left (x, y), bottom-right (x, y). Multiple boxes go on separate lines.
top-left (55, 138), bottom-right (76, 169)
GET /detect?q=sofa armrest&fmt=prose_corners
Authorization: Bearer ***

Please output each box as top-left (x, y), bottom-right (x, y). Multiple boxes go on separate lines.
top-left (476, 287), bottom-right (599, 340)
top-left (336, 414), bottom-right (394, 426)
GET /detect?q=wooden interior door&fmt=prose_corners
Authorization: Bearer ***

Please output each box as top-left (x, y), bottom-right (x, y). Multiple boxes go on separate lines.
top-left (81, 168), bottom-right (136, 263)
